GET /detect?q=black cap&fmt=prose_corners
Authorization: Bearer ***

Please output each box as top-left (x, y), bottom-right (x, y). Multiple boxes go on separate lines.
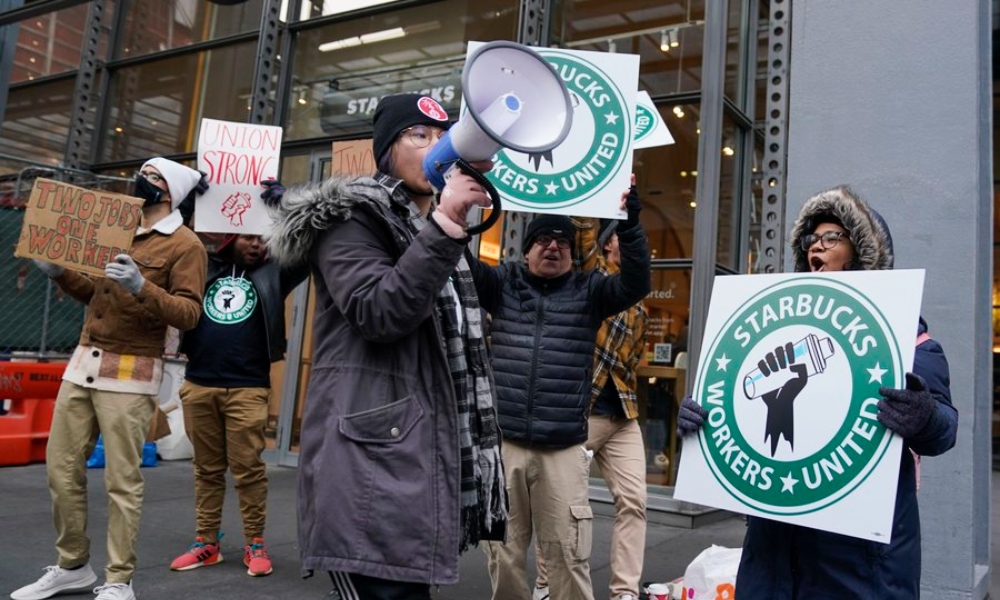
top-left (522, 214), bottom-right (575, 254)
top-left (372, 94), bottom-right (451, 165)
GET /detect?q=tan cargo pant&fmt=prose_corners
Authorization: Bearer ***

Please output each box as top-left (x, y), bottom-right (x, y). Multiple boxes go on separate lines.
top-left (537, 416), bottom-right (648, 599)
top-left (179, 381), bottom-right (269, 544)
top-left (46, 381), bottom-right (156, 584)
top-left (485, 440), bottom-right (595, 600)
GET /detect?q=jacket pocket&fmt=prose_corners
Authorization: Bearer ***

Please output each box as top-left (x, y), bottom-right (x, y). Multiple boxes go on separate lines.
top-left (338, 396), bottom-right (424, 444)
top-left (568, 504), bottom-right (593, 561)
top-left (133, 255), bottom-right (168, 288)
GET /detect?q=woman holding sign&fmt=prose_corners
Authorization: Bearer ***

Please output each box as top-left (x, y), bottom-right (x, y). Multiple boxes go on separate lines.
top-left (677, 186), bottom-right (958, 599)
top-left (13, 158), bottom-right (208, 600)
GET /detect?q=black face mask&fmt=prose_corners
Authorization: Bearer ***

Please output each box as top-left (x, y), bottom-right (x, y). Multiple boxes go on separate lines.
top-left (134, 175), bottom-right (165, 207)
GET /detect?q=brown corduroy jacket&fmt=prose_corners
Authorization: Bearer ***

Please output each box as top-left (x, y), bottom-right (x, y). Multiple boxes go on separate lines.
top-left (53, 224), bottom-right (207, 357)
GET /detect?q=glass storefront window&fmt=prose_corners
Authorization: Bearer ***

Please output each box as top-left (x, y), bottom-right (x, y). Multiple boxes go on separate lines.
top-left (118, 0), bottom-right (264, 59)
top-left (641, 102), bottom-right (699, 260)
top-left (286, 0), bottom-right (517, 142)
top-left (716, 115), bottom-right (739, 269)
top-left (98, 42), bottom-right (261, 162)
top-left (10, 2), bottom-right (114, 83)
top-left (2, 77), bottom-right (76, 164)
top-left (553, 0), bottom-right (706, 97)
top-left (724, 0), bottom-right (747, 108)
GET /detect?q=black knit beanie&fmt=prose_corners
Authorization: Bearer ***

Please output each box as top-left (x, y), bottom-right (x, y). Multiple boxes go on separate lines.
top-left (372, 94), bottom-right (451, 165)
top-left (522, 214), bottom-right (575, 254)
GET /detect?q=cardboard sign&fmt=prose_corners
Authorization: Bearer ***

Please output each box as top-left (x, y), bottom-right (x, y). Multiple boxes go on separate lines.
top-left (196, 119), bottom-right (283, 234)
top-left (332, 139), bottom-right (375, 177)
top-left (14, 178), bottom-right (142, 277)
top-left (466, 42), bottom-right (640, 220)
top-left (674, 269), bottom-right (925, 542)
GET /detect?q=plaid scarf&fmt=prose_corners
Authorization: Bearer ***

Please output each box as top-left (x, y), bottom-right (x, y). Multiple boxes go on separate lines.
top-left (438, 256), bottom-right (507, 552)
top-left (369, 175), bottom-right (506, 552)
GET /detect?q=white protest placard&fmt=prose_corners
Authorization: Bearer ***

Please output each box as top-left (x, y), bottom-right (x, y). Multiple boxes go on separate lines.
top-left (674, 269), bottom-right (925, 543)
top-left (196, 119), bottom-right (282, 234)
top-left (633, 90), bottom-right (675, 149)
top-left (466, 42), bottom-right (639, 220)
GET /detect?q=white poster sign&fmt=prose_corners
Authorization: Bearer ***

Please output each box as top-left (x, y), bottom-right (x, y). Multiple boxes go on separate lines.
top-left (467, 42), bottom-right (640, 220)
top-left (633, 90), bottom-right (675, 149)
top-left (674, 269), bottom-right (925, 543)
top-left (196, 119), bottom-right (283, 234)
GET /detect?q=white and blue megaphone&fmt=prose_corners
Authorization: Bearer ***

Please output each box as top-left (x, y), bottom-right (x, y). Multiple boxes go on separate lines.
top-left (422, 41), bottom-right (574, 235)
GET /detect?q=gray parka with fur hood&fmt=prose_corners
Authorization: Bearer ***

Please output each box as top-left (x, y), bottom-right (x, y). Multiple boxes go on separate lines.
top-left (266, 174), bottom-right (501, 584)
top-left (736, 186), bottom-right (958, 599)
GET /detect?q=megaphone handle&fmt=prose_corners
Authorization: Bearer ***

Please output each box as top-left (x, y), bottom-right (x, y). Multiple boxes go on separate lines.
top-left (453, 158), bottom-right (502, 237)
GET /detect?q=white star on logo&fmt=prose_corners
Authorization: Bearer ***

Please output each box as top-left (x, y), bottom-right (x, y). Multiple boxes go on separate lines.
top-left (604, 111), bottom-right (620, 125)
top-left (544, 181), bottom-right (560, 195)
top-left (867, 363), bottom-right (888, 384)
top-left (780, 472), bottom-right (799, 494)
top-left (715, 355), bottom-right (731, 372)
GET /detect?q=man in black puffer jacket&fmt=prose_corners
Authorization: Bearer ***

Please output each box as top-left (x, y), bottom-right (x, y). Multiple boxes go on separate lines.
top-left (472, 186), bottom-right (650, 600)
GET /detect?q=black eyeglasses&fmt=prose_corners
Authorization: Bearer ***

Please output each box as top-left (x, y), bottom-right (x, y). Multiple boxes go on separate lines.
top-left (800, 230), bottom-right (849, 251)
top-left (136, 171), bottom-right (166, 185)
top-left (399, 126), bottom-right (446, 149)
top-left (534, 234), bottom-right (571, 249)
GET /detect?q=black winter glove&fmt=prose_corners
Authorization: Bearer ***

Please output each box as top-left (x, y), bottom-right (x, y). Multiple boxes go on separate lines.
top-left (677, 395), bottom-right (709, 438)
top-left (617, 185), bottom-right (641, 231)
top-left (260, 179), bottom-right (286, 207)
top-left (877, 372), bottom-right (934, 439)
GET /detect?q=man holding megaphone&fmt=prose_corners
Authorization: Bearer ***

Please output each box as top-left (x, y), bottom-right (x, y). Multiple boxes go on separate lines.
top-left (265, 93), bottom-right (506, 600)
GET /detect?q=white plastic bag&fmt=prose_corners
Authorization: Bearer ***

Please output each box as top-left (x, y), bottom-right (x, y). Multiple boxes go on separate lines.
top-left (156, 403), bottom-right (194, 460)
top-left (681, 545), bottom-right (741, 600)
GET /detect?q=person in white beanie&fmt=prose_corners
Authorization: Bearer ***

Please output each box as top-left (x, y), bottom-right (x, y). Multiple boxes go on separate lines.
top-left (13, 158), bottom-right (209, 600)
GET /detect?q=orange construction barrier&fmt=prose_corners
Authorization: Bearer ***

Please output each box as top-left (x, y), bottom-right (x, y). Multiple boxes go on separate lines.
top-left (0, 362), bottom-right (66, 467)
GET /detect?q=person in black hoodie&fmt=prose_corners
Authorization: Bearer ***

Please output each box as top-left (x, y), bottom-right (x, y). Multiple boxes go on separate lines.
top-left (170, 186), bottom-right (308, 578)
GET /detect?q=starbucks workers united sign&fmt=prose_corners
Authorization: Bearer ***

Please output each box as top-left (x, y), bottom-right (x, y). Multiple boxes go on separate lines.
top-left (674, 270), bottom-right (925, 542)
top-left (466, 43), bottom-right (640, 220)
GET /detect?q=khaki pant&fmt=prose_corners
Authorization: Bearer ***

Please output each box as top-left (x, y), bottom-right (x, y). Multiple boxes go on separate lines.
top-left (179, 381), bottom-right (269, 544)
top-left (485, 440), bottom-right (594, 600)
top-left (46, 381), bottom-right (156, 584)
top-left (538, 417), bottom-right (648, 599)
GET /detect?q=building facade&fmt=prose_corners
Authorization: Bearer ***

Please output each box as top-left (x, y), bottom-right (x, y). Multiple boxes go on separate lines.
top-left (0, 0), bottom-right (992, 597)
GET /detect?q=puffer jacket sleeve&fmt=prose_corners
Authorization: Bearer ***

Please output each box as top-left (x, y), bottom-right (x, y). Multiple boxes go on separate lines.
top-left (590, 222), bottom-right (651, 319)
top-left (312, 206), bottom-right (467, 343)
top-left (907, 338), bottom-right (958, 456)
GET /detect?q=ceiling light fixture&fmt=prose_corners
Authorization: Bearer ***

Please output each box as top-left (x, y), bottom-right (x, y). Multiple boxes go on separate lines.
top-left (608, 38), bottom-right (617, 53)
top-left (660, 30), bottom-right (670, 52)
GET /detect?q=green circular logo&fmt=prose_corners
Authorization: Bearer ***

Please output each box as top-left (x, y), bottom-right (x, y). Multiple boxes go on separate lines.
top-left (487, 49), bottom-right (631, 210)
top-left (204, 277), bottom-right (257, 325)
top-left (695, 277), bottom-right (903, 515)
top-left (634, 104), bottom-right (655, 143)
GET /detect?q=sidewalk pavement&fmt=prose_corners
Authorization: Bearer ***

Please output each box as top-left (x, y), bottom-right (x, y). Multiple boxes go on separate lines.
top-left (1, 459), bottom-right (996, 600)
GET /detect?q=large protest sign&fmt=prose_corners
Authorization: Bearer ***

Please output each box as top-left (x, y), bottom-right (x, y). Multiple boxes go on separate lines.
top-left (14, 178), bottom-right (143, 277)
top-left (196, 119), bottom-right (283, 234)
top-left (674, 269), bottom-right (924, 542)
top-left (464, 42), bottom-right (640, 220)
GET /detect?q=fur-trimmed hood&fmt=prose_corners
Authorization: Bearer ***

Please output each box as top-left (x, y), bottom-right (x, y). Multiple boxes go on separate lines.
top-left (790, 185), bottom-right (894, 273)
top-left (265, 176), bottom-right (389, 269)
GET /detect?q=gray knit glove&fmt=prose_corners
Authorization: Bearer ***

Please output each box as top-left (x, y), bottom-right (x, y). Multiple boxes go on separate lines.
top-left (105, 254), bottom-right (145, 295)
top-left (677, 395), bottom-right (709, 438)
top-left (33, 259), bottom-right (64, 278)
top-left (878, 372), bottom-right (934, 438)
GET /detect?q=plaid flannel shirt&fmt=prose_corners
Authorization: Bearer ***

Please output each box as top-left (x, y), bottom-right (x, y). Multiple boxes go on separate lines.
top-left (573, 218), bottom-right (649, 419)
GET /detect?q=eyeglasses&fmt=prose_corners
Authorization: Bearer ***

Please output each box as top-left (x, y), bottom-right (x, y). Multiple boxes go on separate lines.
top-left (800, 230), bottom-right (849, 251)
top-left (534, 235), bottom-right (571, 250)
top-left (136, 171), bottom-right (166, 185)
top-left (399, 126), bottom-right (446, 149)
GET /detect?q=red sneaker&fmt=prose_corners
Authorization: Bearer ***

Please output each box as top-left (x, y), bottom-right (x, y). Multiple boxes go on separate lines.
top-left (169, 536), bottom-right (223, 571)
top-left (243, 537), bottom-right (273, 577)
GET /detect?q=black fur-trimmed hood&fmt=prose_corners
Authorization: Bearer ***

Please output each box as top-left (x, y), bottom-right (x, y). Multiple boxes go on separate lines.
top-left (265, 176), bottom-right (387, 269)
top-left (790, 185), bottom-right (894, 273)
